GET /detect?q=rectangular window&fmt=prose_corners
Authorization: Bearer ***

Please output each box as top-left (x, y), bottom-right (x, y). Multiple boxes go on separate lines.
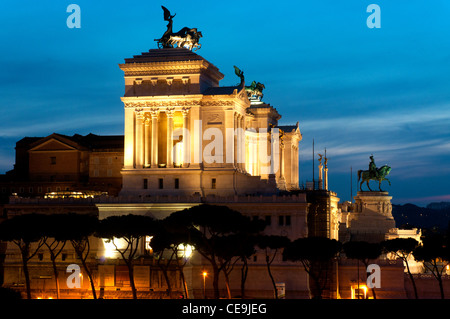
top-left (37, 187), bottom-right (42, 193)
top-left (47, 187), bottom-right (51, 193)
top-left (285, 215), bottom-right (291, 226)
top-left (211, 178), bottom-right (216, 189)
top-left (29, 187), bottom-right (33, 193)
top-left (158, 178), bottom-right (163, 189)
top-left (50, 156), bottom-right (56, 165)
top-left (278, 216), bottom-right (284, 226)
top-left (143, 178), bottom-right (148, 189)
top-left (107, 169), bottom-right (112, 177)
top-left (265, 215), bottom-right (271, 226)
top-left (174, 178), bottom-right (179, 189)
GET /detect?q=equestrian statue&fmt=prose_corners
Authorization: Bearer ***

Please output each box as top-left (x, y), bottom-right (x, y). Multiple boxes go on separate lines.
top-left (358, 155), bottom-right (391, 191)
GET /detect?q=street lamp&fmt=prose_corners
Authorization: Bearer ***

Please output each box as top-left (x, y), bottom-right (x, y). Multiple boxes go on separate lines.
top-left (202, 271), bottom-right (207, 299)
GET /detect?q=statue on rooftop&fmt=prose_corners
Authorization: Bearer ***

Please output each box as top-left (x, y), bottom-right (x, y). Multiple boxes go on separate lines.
top-left (234, 66), bottom-right (245, 86)
top-left (245, 81), bottom-right (265, 100)
top-left (154, 6), bottom-right (202, 51)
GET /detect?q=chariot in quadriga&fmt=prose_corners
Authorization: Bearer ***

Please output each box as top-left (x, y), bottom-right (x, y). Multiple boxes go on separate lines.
top-left (154, 6), bottom-right (202, 51)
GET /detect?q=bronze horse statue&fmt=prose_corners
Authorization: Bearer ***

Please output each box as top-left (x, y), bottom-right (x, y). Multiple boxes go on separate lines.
top-left (155, 6), bottom-right (202, 51)
top-left (245, 81), bottom-right (265, 100)
top-left (358, 165), bottom-right (391, 191)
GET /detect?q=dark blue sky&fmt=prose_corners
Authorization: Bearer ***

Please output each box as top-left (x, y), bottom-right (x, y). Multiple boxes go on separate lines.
top-left (1, 1), bottom-right (450, 206)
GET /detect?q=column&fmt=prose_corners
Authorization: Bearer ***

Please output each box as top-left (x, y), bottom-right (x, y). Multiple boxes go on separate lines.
top-left (166, 108), bottom-right (175, 168)
top-left (182, 108), bottom-right (190, 167)
top-left (280, 143), bottom-right (285, 179)
top-left (236, 115), bottom-right (243, 171)
top-left (124, 107), bottom-right (135, 169)
top-left (150, 108), bottom-right (159, 167)
top-left (144, 115), bottom-right (151, 168)
top-left (234, 113), bottom-right (237, 169)
top-left (241, 116), bottom-right (246, 172)
top-left (233, 113), bottom-right (239, 169)
top-left (318, 157), bottom-right (323, 190)
top-left (135, 111), bottom-right (144, 168)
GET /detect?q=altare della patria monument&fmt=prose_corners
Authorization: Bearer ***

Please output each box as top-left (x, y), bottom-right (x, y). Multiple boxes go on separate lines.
top-left (0, 6), bottom-right (429, 300)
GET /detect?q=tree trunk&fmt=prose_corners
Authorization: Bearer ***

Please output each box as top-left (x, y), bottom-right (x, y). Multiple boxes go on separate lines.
top-left (180, 269), bottom-right (189, 299)
top-left (312, 275), bottom-right (323, 299)
top-left (437, 274), bottom-right (445, 299)
top-left (161, 267), bottom-right (172, 296)
top-left (50, 254), bottom-right (60, 299)
top-left (21, 248), bottom-right (31, 299)
top-left (80, 257), bottom-right (96, 299)
top-left (223, 269), bottom-right (231, 299)
top-left (127, 262), bottom-right (137, 299)
top-left (212, 263), bottom-right (220, 299)
top-left (240, 260), bottom-right (248, 299)
top-left (405, 260), bottom-right (418, 299)
top-left (266, 256), bottom-right (278, 299)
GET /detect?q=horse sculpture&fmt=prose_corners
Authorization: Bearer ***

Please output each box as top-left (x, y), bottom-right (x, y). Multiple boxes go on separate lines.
top-left (358, 165), bottom-right (391, 192)
top-left (245, 81), bottom-right (265, 100)
top-left (154, 6), bottom-right (202, 51)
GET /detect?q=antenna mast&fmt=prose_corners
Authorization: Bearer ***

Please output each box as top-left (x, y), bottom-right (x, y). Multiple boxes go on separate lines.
top-left (312, 139), bottom-right (315, 190)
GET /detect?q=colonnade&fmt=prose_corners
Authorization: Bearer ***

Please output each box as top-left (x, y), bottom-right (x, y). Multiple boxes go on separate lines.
top-left (134, 107), bottom-right (190, 169)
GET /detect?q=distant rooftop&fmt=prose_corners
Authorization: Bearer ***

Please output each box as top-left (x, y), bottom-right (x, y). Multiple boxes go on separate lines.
top-left (17, 133), bottom-right (124, 151)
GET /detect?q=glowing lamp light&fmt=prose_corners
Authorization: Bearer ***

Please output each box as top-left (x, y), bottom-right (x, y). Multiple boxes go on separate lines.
top-left (351, 284), bottom-right (368, 299)
top-left (178, 243), bottom-right (194, 258)
top-left (202, 271), bottom-right (207, 277)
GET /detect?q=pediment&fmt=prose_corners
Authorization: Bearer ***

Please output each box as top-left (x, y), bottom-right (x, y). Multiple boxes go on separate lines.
top-left (29, 138), bottom-right (78, 152)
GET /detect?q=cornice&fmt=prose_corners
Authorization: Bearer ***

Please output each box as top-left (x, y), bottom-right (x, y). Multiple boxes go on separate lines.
top-left (119, 60), bottom-right (223, 81)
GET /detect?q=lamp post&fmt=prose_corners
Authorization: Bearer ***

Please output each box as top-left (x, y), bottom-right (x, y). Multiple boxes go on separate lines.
top-left (202, 271), bottom-right (207, 299)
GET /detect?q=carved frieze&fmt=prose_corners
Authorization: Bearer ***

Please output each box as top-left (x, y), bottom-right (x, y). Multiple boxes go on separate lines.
top-left (124, 100), bottom-right (235, 108)
top-left (206, 113), bottom-right (222, 125)
top-left (124, 100), bottom-right (201, 108)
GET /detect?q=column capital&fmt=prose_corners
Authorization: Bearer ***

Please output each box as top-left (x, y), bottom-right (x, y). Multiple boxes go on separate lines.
top-left (136, 109), bottom-right (145, 120)
top-left (181, 107), bottom-right (191, 117)
top-left (150, 108), bottom-right (160, 119)
top-left (166, 107), bottom-right (176, 118)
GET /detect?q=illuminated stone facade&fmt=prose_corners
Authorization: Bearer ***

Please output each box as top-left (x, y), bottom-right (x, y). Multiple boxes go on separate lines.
top-left (119, 48), bottom-right (301, 197)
